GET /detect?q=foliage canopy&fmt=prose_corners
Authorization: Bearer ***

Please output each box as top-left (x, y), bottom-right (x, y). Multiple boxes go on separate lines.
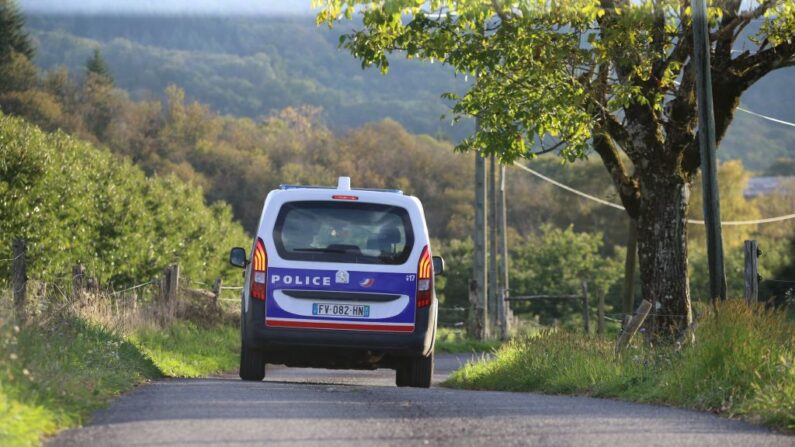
top-left (0, 112), bottom-right (249, 287)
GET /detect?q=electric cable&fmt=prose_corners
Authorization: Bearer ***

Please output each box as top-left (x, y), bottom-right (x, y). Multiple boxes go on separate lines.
top-left (512, 163), bottom-right (795, 225)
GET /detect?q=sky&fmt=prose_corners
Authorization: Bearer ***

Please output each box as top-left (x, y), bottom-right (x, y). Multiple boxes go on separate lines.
top-left (19, 0), bottom-right (315, 15)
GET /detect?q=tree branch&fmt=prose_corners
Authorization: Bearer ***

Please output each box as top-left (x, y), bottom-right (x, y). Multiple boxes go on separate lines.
top-left (710, 0), bottom-right (773, 43)
top-left (733, 40), bottom-right (795, 85)
top-left (592, 128), bottom-right (641, 219)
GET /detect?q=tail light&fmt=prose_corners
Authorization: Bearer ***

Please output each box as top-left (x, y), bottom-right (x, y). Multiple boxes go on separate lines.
top-left (250, 238), bottom-right (267, 301)
top-left (416, 245), bottom-right (433, 308)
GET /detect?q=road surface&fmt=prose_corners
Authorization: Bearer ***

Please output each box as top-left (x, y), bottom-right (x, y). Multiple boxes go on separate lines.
top-left (48, 353), bottom-right (792, 447)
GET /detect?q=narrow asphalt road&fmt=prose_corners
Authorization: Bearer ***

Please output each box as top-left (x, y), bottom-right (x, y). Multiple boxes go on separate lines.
top-left (49, 353), bottom-right (792, 447)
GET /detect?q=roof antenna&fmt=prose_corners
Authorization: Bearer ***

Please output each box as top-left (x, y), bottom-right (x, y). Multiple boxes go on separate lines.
top-left (338, 176), bottom-right (351, 190)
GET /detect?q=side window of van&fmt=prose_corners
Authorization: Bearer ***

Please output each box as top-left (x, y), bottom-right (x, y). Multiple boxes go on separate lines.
top-left (273, 201), bottom-right (414, 265)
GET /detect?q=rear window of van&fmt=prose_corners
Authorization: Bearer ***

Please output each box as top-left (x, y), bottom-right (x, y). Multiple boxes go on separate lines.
top-left (273, 201), bottom-right (414, 265)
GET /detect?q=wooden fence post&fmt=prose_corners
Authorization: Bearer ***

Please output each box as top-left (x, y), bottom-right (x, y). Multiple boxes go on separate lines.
top-left (597, 292), bottom-right (605, 337)
top-left (72, 263), bottom-right (85, 300)
top-left (170, 265), bottom-right (180, 303)
top-left (168, 264), bottom-right (179, 317)
top-left (12, 239), bottom-right (27, 322)
top-left (581, 280), bottom-right (590, 335)
top-left (159, 264), bottom-right (180, 322)
top-left (212, 277), bottom-right (222, 307)
top-left (622, 218), bottom-right (638, 324)
top-left (616, 300), bottom-right (653, 353)
top-left (744, 240), bottom-right (759, 304)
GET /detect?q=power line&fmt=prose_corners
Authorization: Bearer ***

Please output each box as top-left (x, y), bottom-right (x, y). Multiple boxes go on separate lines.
top-left (670, 79), bottom-right (795, 128)
top-left (736, 106), bottom-right (795, 128)
top-left (512, 163), bottom-right (795, 226)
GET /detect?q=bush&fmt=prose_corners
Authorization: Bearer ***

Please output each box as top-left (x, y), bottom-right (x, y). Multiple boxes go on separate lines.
top-left (0, 113), bottom-right (249, 288)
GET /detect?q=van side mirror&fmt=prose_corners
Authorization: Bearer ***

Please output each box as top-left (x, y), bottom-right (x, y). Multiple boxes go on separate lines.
top-left (229, 247), bottom-right (247, 268)
top-left (432, 256), bottom-right (445, 276)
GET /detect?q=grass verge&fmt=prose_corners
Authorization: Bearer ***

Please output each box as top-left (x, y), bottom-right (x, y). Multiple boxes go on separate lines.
top-left (445, 300), bottom-right (795, 431)
top-left (435, 327), bottom-right (503, 353)
top-left (129, 321), bottom-right (239, 378)
top-left (0, 317), bottom-right (239, 447)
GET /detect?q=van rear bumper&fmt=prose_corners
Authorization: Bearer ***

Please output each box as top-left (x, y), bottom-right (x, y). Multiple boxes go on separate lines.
top-left (242, 298), bottom-right (437, 369)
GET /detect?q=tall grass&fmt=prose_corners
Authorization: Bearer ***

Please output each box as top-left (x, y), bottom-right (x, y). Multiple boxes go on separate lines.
top-left (446, 300), bottom-right (795, 430)
top-left (0, 287), bottom-right (240, 446)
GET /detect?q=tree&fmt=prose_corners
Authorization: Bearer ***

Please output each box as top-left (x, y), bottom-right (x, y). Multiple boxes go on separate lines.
top-left (315, 0), bottom-right (795, 339)
top-left (0, 0), bottom-right (34, 64)
top-left (0, 0), bottom-right (36, 94)
top-left (85, 48), bottom-right (114, 85)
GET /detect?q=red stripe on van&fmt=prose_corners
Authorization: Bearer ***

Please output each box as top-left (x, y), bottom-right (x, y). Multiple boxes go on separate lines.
top-left (266, 319), bottom-right (414, 332)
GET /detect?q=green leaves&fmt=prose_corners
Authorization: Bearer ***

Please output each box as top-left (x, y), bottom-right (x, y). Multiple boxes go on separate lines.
top-left (318, 0), bottom-right (794, 167)
top-left (509, 224), bottom-right (622, 323)
top-left (317, 1), bottom-right (604, 161)
top-left (0, 112), bottom-right (249, 288)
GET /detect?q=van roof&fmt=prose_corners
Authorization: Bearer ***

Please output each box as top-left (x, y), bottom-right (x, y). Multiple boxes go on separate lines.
top-left (278, 176), bottom-right (404, 195)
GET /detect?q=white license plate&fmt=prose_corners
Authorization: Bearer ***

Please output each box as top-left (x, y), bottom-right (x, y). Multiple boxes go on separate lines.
top-left (312, 303), bottom-right (370, 318)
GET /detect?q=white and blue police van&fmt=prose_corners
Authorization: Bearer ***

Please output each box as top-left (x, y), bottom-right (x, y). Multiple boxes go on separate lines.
top-left (229, 177), bottom-right (444, 387)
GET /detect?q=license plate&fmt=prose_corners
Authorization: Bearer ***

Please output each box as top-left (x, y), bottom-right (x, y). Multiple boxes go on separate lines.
top-left (312, 303), bottom-right (370, 318)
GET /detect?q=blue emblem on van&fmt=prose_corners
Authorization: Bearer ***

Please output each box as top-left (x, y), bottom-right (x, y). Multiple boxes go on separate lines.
top-left (359, 278), bottom-right (375, 288)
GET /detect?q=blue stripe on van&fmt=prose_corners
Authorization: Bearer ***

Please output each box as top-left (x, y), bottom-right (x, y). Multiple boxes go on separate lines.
top-left (265, 267), bottom-right (416, 324)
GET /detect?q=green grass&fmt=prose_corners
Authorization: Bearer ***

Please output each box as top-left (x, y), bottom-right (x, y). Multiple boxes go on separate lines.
top-left (129, 322), bottom-right (239, 378)
top-left (435, 327), bottom-right (503, 353)
top-left (445, 300), bottom-right (795, 431)
top-left (0, 317), bottom-right (161, 446)
top-left (0, 317), bottom-right (239, 447)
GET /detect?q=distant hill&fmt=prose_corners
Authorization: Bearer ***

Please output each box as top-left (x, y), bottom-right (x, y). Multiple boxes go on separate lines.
top-left (26, 15), bottom-right (474, 141)
top-left (20, 0), bottom-right (313, 15)
top-left (24, 14), bottom-right (795, 174)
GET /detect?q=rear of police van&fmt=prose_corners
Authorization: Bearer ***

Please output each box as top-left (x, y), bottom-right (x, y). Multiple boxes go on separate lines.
top-left (232, 177), bottom-right (439, 387)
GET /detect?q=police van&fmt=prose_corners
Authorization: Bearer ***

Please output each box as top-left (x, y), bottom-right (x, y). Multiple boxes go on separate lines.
top-left (229, 177), bottom-right (444, 388)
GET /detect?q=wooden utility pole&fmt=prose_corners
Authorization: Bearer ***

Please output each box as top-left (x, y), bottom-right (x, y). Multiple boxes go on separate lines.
top-left (692, 0), bottom-right (727, 302)
top-left (488, 155), bottom-right (499, 338)
top-left (12, 239), bottom-right (27, 321)
top-left (497, 165), bottom-right (510, 340)
top-left (467, 279), bottom-right (483, 338)
top-left (622, 219), bottom-right (637, 325)
top-left (473, 149), bottom-right (488, 340)
top-left (744, 240), bottom-right (760, 304)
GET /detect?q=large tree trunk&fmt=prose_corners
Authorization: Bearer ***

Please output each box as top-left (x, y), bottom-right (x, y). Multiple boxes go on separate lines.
top-left (636, 173), bottom-right (693, 341)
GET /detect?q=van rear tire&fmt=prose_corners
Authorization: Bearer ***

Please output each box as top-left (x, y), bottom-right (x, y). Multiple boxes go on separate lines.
top-left (402, 351), bottom-right (433, 388)
top-left (395, 364), bottom-right (411, 387)
top-left (239, 344), bottom-right (265, 381)
top-left (239, 310), bottom-right (265, 381)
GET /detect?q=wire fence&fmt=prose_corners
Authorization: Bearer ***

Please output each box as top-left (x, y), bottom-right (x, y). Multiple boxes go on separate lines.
top-left (0, 253), bottom-right (23, 263)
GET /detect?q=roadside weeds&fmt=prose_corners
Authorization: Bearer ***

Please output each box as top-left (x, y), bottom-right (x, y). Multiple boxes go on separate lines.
top-left (444, 300), bottom-right (795, 432)
top-left (0, 294), bottom-right (240, 447)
